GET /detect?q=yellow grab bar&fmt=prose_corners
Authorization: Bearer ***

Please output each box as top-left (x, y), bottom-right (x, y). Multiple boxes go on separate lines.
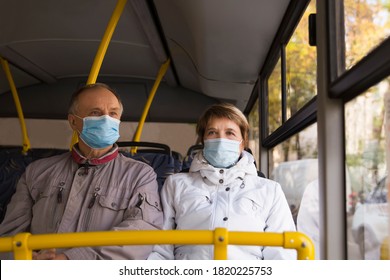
top-left (131, 58), bottom-right (170, 153)
top-left (0, 229), bottom-right (314, 260)
top-left (381, 236), bottom-right (389, 260)
top-left (70, 0), bottom-right (128, 149)
top-left (87, 0), bottom-right (127, 84)
top-left (0, 57), bottom-right (31, 153)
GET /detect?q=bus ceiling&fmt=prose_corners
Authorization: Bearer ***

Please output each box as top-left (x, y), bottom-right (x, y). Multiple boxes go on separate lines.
top-left (0, 0), bottom-right (291, 122)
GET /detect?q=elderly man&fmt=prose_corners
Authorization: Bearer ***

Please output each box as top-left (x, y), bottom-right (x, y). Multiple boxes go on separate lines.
top-left (0, 83), bottom-right (163, 260)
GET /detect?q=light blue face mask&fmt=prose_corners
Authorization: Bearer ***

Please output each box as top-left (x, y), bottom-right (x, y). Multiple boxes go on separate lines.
top-left (77, 115), bottom-right (120, 149)
top-left (203, 138), bottom-right (242, 168)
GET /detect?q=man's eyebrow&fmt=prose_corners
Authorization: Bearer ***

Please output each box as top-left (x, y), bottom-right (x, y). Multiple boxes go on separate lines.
top-left (88, 107), bottom-right (102, 111)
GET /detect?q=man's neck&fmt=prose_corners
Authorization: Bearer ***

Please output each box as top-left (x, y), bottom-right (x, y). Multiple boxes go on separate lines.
top-left (78, 141), bottom-right (113, 160)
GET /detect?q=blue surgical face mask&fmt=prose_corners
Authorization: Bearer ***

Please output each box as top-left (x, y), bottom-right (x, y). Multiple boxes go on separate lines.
top-left (76, 115), bottom-right (120, 149)
top-left (203, 138), bottom-right (242, 168)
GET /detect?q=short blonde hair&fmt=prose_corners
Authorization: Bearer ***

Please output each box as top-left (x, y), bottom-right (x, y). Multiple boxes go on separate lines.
top-left (196, 103), bottom-right (249, 148)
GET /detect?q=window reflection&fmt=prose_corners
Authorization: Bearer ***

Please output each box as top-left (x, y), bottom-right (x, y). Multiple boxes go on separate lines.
top-left (268, 124), bottom-right (318, 219)
top-left (268, 123), bottom-right (319, 257)
top-left (345, 77), bottom-right (389, 259)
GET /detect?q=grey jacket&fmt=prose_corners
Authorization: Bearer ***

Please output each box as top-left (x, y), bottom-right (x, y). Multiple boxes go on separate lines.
top-left (0, 146), bottom-right (163, 260)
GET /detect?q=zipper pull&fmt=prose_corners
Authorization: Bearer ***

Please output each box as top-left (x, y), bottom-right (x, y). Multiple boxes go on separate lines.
top-left (88, 191), bottom-right (98, 208)
top-left (57, 187), bottom-right (64, 203)
top-left (135, 193), bottom-right (145, 207)
top-left (83, 161), bottom-right (90, 175)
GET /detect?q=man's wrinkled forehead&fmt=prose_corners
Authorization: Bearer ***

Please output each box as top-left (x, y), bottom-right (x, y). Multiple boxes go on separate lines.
top-left (76, 88), bottom-right (121, 113)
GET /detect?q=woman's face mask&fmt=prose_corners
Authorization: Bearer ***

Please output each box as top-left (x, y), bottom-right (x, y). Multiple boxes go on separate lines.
top-left (77, 115), bottom-right (120, 149)
top-left (203, 138), bottom-right (242, 168)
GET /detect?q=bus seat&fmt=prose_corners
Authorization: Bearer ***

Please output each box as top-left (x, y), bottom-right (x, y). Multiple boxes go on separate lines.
top-left (117, 141), bottom-right (177, 192)
top-left (0, 147), bottom-right (31, 223)
top-left (0, 147), bottom-right (67, 223)
top-left (181, 144), bottom-right (203, 171)
top-left (171, 151), bottom-right (184, 173)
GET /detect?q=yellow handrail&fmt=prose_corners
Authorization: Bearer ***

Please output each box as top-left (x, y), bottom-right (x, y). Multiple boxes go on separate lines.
top-left (0, 229), bottom-right (315, 260)
top-left (0, 57), bottom-right (31, 154)
top-left (380, 236), bottom-right (389, 260)
top-left (86, 0), bottom-right (127, 84)
top-left (132, 58), bottom-right (171, 143)
top-left (70, 0), bottom-right (128, 149)
top-left (131, 58), bottom-right (171, 154)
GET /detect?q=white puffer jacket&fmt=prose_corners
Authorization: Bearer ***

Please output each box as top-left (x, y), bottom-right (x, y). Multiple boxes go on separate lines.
top-left (148, 150), bottom-right (297, 260)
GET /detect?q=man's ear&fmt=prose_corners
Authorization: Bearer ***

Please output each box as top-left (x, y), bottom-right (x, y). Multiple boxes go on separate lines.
top-left (68, 114), bottom-right (77, 130)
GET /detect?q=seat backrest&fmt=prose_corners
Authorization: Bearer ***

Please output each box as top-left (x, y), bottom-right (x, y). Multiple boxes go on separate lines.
top-left (0, 147), bottom-right (67, 223)
top-left (171, 150), bottom-right (184, 173)
top-left (117, 141), bottom-right (178, 192)
top-left (181, 144), bottom-right (203, 171)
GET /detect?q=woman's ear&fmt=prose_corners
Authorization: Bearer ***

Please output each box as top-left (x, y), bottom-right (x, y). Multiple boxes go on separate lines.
top-left (240, 141), bottom-right (245, 154)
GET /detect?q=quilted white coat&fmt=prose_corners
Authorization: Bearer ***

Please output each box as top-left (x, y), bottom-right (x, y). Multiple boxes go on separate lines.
top-left (148, 150), bottom-right (297, 260)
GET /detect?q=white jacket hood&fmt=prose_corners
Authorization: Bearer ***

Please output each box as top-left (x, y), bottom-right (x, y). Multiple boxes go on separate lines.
top-left (190, 150), bottom-right (258, 184)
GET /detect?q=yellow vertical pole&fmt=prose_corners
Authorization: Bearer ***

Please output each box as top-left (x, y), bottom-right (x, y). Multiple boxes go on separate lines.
top-left (13, 233), bottom-right (32, 260)
top-left (213, 227), bottom-right (228, 260)
top-left (0, 57), bottom-right (31, 154)
top-left (283, 231), bottom-right (315, 260)
top-left (131, 58), bottom-right (170, 154)
top-left (70, 0), bottom-right (128, 149)
top-left (87, 0), bottom-right (128, 84)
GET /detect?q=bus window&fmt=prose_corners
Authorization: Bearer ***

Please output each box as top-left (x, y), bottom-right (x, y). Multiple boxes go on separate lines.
top-left (344, 0), bottom-right (390, 70)
top-left (286, 0), bottom-right (317, 119)
top-left (268, 123), bottom-right (319, 223)
top-left (346, 77), bottom-right (389, 259)
top-left (248, 98), bottom-right (260, 167)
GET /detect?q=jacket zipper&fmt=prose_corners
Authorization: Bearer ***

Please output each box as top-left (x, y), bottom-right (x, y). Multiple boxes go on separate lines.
top-left (83, 188), bottom-right (100, 231)
top-left (51, 186), bottom-right (64, 230)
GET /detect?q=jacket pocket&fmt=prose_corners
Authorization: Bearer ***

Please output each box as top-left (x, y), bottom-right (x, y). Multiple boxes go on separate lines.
top-left (31, 181), bottom-right (68, 232)
top-left (98, 194), bottom-right (129, 211)
top-left (233, 194), bottom-right (264, 215)
top-left (83, 193), bottom-right (130, 231)
top-left (134, 192), bottom-right (163, 226)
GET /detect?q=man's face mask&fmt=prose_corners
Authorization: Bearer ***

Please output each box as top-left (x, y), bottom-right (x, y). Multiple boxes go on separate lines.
top-left (203, 138), bottom-right (242, 168)
top-left (76, 115), bottom-right (120, 149)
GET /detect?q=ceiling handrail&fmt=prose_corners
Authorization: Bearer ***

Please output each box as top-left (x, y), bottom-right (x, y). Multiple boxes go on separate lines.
top-left (131, 58), bottom-right (170, 154)
top-left (0, 57), bottom-right (31, 154)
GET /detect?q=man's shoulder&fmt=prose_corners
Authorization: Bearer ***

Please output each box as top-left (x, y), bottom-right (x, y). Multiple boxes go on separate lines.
top-left (28, 152), bottom-right (71, 169)
top-left (117, 153), bottom-right (155, 171)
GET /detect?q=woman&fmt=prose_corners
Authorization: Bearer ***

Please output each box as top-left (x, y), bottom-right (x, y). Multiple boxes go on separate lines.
top-left (148, 103), bottom-right (296, 260)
